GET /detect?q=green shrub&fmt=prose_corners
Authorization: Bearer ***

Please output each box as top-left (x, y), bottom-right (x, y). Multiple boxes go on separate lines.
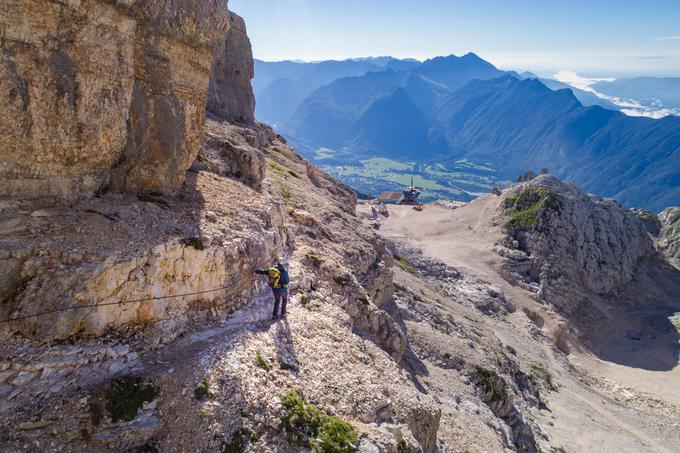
top-left (89, 402), bottom-right (103, 427)
top-left (105, 377), bottom-right (160, 423)
top-left (299, 291), bottom-right (310, 307)
top-left (256, 352), bottom-right (271, 372)
top-left (194, 379), bottom-right (212, 400)
top-left (288, 170), bottom-right (300, 178)
top-left (317, 417), bottom-right (358, 453)
top-left (280, 391), bottom-right (357, 453)
top-left (222, 428), bottom-right (250, 453)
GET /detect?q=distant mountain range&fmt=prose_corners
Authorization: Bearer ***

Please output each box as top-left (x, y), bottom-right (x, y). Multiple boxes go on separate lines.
top-left (253, 57), bottom-right (419, 127)
top-left (591, 77), bottom-right (680, 111)
top-left (253, 54), bottom-right (680, 211)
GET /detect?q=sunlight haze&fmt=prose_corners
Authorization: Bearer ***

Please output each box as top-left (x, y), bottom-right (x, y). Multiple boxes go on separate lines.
top-left (230, 0), bottom-right (680, 76)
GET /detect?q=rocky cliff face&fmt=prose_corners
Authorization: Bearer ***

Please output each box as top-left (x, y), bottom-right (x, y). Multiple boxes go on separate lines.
top-left (497, 176), bottom-right (655, 317)
top-left (659, 207), bottom-right (680, 266)
top-left (207, 12), bottom-right (256, 123)
top-left (0, 0), bottom-right (234, 200)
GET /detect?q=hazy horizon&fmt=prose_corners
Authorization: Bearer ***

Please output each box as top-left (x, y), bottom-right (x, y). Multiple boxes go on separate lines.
top-left (230, 0), bottom-right (680, 78)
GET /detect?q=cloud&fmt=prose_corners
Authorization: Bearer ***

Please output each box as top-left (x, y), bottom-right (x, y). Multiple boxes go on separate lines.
top-left (636, 55), bottom-right (667, 59)
top-left (654, 35), bottom-right (680, 41)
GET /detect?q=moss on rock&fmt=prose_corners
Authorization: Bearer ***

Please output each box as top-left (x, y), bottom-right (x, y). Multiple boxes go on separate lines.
top-left (503, 187), bottom-right (562, 229)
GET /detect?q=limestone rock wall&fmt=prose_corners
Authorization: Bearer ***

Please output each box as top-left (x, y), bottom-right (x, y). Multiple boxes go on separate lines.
top-left (0, 161), bottom-right (289, 342)
top-left (0, 0), bottom-right (240, 200)
top-left (207, 12), bottom-right (255, 123)
top-left (0, 1), bottom-right (137, 200)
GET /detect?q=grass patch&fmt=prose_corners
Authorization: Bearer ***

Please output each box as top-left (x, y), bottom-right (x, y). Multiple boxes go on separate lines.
top-left (394, 255), bottom-right (417, 274)
top-left (288, 170), bottom-right (300, 178)
top-left (222, 428), bottom-right (250, 453)
top-left (194, 379), bottom-right (213, 400)
top-left (256, 351), bottom-right (271, 372)
top-left (101, 377), bottom-right (160, 424)
top-left (281, 186), bottom-right (292, 203)
top-left (280, 391), bottom-right (357, 453)
top-left (269, 161), bottom-right (285, 175)
top-left (503, 187), bottom-right (562, 229)
top-left (181, 237), bottom-right (205, 250)
top-left (474, 367), bottom-right (507, 403)
top-left (333, 274), bottom-right (352, 287)
top-left (528, 364), bottom-right (558, 392)
top-left (306, 250), bottom-right (322, 268)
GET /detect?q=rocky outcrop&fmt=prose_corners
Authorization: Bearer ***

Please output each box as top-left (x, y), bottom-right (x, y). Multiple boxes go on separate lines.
top-left (0, 0), bottom-right (235, 200)
top-left (659, 207), bottom-right (680, 266)
top-left (0, 163), bottom-right (288, 342)
top-left (632, 208), bottom-right (661, 235)
top-left (197, 116), bottom-right (267, 189)
top-left (207, 12), bottom-right (256, 123)
top-left (498, 176), bottom-right (654, 315)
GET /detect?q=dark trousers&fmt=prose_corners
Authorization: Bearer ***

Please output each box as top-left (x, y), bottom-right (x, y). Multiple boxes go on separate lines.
top-left (273, 288), bottom-right (288, 316)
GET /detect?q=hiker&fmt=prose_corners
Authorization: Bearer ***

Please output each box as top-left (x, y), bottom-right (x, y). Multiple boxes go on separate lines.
top-left (255, 258), bottom-right (290, 319)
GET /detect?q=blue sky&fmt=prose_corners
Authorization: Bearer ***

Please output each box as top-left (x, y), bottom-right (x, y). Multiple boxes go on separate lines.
top-left (229, 0), bottom-right (680, 76)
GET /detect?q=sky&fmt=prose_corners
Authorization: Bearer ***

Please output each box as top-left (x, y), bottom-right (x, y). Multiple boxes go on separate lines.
top-left (229, 0), bottom-right (680, 77)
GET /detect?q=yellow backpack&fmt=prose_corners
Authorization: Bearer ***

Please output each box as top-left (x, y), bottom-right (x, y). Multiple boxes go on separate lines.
top-left (267, 268), bottom-right (281, 288)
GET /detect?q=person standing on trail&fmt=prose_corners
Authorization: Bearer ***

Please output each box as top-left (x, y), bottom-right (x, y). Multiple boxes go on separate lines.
top-left (255, 258), bottom-right (290, 320)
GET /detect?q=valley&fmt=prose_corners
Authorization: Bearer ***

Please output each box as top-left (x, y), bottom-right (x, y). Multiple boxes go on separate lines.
top-left (257, 56), bottom-right (680, 211)
top-left (308, 154), bottom-right (509, 202)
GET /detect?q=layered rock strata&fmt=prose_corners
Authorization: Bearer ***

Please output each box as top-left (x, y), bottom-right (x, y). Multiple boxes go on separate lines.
top-left (0, 0), bottom-right (234, 200)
